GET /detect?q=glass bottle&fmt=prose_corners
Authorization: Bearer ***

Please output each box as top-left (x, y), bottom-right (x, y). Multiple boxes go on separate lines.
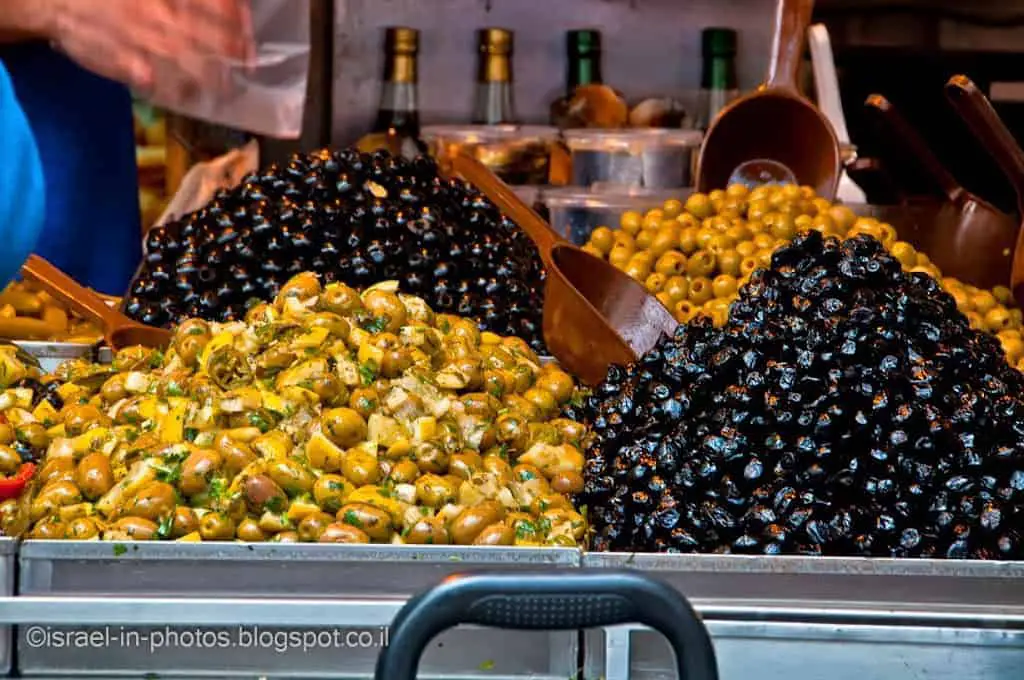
top-left (550, 29), bottom-right (627, 129)
top-left (357, 27), bottom-right (424, 157)
top-left (473, 28), bottom-right (517, 125)
top-left (696, 28), bottom-right (739, 131)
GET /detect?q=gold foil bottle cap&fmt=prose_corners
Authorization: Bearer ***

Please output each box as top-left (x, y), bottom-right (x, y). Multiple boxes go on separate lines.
top-left (386, 27), bottom-right (419, 55)
top-left (478, 28), bottom-right (513, 55)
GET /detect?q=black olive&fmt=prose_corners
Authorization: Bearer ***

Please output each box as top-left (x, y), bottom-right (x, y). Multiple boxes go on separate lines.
top-left (577, 230), bottom-right (1024, 560)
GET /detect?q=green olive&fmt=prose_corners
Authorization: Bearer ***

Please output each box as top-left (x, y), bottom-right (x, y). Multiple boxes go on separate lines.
top-left (388, 458), bottom-right (420, 484)
top-left (550, 470), bottom-right (585, 495)
top-left (0, 445), bottom-right (21, 476)
top-left (449, 501), bottom-right (505, 545)
top-left (267, 459), bottom-right (315, 496)
top-left (687, 250), bottom-right (716, 278)
top-left (171, 506), bottom-right (200, 538)
top-left (404, 517), bottom-right (450, 545)
top-left (199, 512), bottom-right (237, 541)
top-left (319, 523), bottom-right (370, 543)
top-left (322, 408), bottom-right (367, 448)
top-left (29, 517), bottom-right (68, 540)
top-left (674, 300), bottom-right (698, 323)
top-left (298, 511), bottom-right (336, 542)
top-left (654, 251), bottom-right (687, 277)
top-left (536, 370), bottom-right (574, 405)
top-left (76, 452), bottom-right (114, 501)
top-left (39, 457), bottom-right (76, 486)
top-left (688, 277), bottom-right (713, 305)
top-left (236, 517), bottom-right (267, 542)
top-left (271, 530), bottom-right (301, 543)
top-left (279, 272), bottom-right (321, 300)
top-left (0, 423), bottom-right (13, 446)
top-left (173, 319), bottom-right (212, 366)
top-left (337, 503), bottom-right (392, 541)
top-left (30, 481), bottom-right (82, 522)
top-left (242, 474), bottom-right (288, 513)
top-left (472, 522), bottom-right (515, 546)
top-left (313, 474), bottom-right (354, 514)
top-left (320, 282), bottom-right (363, 316)
top-left (109, 516), bottom-right (158, 540)
top-left (66, 517), bottom-right (100, 540)
top-left (415, 473), bottom-right (458, 508)
top-left (178, 449), bottom-right (223, 497)
top-left (362, 290), bottom-right (408, 333)
top-left (63, 404), bottom-right (107, 437)
top-left (348, 387), bottom-right (379, 419)
top-left (16, 422), bottom-right (48, 450)
top-left (712, 274), bottom-right (739, 300)
top-left (215, 434), bottom-right (258, 477)
top-left (340, 448), bottom-right (379, 487)
top-left (412, 441), bottom-right (449, 473)
top-left (126, 481), bottom-right (177, 521)
top-left (685, 193), bottom-right (714, 219)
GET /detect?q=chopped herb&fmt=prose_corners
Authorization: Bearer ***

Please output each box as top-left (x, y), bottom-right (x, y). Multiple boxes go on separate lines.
top-left (125, 428), bottom-right (140, 443)
top-left (163, 449), bottom-right (188, 463)
top-left (297, 379), bottom-right (316, 391)
top-left (487, 383), bottom-right (504, 398)
top-left (155, 463), bottom-right (182, 484)
top-left (479, 660), bottom-right (495, 671)
top-left (515, 519), bottom-right (538, 539)
top-left (264, 496), bottom-right (286, 513)
top-left (498, 443), bottom-right (510, 459)
top-left (518, 468), bottom-right (536, 481)
top-left (438, 318), bottom-right (451, 333)
top-left (148, 351), bottom-right (165, 369)
top-left (187, 326), bottom-right (206, 336)
top-left (419, 506), bottom-right (430, 516)
top-left (247, 411), bottom-right (271, 433)
top-left (141, 420), bottom-right (156, 432)
top-left (568, 389), bottom-right (589, 409)
top-left (363, 315), bottom-right (389, 334)
top-left (156, 514), bottom-right (174, 539)
top-left (208, 477), bottom-right (227, 499)
top-left (358, 360), bottom-right (378, 386)
top-left (77, 397), bottom-right (89, 405)
top-left (343, 509), bottom-right (363, 527)
top-left (356, 396), bottom-right (375, 412)
top-left (183, 427), bottom-right (199, 443)
top-left (245, 297), bottom-right (263, 311)
top-left (165, 382), bottom-right (184, 397)
top-left (112, 544), bottom-right (127, 557)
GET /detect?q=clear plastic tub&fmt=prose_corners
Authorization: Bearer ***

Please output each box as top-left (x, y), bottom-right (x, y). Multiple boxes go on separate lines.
top-left (564, 128), bottom-right (703, 189)
top-left (422, 125), bottom-right (560, 186)
top-left (539, 186), bottom-right (692, 245)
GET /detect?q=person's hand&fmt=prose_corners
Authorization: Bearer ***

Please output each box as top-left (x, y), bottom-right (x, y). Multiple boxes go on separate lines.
top-left (44, 0), bottom-right (254, 94)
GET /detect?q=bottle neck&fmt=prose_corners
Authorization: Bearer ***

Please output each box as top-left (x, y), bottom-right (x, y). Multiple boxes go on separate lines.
top-left (567, 54), bottom-right (602, 92)
top-left (701, 55), bottom-right (737, 91)
top-left (475, 52), bottom-right (515, 124)
top-left (375, 53), bottom-right (420, 135)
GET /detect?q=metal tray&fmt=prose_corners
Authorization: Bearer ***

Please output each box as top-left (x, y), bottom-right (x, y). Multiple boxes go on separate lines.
top-left (581, 553), bottom-right (1024, 680)
top-left (0, 538), bottom-right (15, 677)
top-left (17, 541), bottom-right (582, 679)
top-left (13, 341), bottom-right (100, 374)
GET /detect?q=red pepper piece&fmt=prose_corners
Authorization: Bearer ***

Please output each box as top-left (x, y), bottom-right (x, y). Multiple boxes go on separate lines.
top-left (0, 462), bottom-right (36, 501)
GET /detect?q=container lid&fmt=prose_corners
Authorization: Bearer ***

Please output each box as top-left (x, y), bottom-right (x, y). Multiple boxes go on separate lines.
top-left (541, 186), bottom-right (693, 210)
top-left (479, 28), bottom-right (513, 55)
top-left (702, 28), bottom-right (737, 58)
top-left (422, 124), bottom-right (560, 143)
top-left (563, 128), bottom-right (703, 153)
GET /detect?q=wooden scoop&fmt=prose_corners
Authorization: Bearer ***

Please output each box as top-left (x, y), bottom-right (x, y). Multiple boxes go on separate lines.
top-left (20, 255), bottom-right (172, 351)
top-left (864, 94), bottom-right (1016, 290)
top-left (450, 155), bottom-right (678, 386)
top-left (696, 0), bottom-right (840, 198)
top-left (943, 75), bottom-right (1024, 303)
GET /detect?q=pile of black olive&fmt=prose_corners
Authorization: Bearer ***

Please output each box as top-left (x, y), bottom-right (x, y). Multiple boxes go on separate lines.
top-left (572, 230), bottom-right (1024, 559)
top-left (125, 149), bottom-right (548, 352)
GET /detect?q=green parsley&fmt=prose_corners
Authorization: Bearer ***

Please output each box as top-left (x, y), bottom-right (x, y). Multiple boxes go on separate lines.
top-left (183, 427), bottom-right (199, 443)
top-left (343, 509), bottom-right (363, 527)
top-left (112, 544), bottom-right (128, 557)
top-left (358, 360), bottom-right (378, 386)
top-left (247, 411), bottom-right (271, 433)
top-left (156, 514), bottom-right (174, 539)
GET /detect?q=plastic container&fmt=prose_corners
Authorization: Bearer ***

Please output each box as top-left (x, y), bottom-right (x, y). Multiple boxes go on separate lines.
top-left (564, 128), bottom-right (703, 189)
top-left (422, 125), bottom-right (559, 185)
top-left (539, 186), bottom-right (691, 245)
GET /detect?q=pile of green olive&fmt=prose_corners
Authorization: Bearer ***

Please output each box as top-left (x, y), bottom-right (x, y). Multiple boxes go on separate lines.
top-left (6, 274), bottom-right (589, 546)
top-left (581, 184), bottom-right (1024, 365)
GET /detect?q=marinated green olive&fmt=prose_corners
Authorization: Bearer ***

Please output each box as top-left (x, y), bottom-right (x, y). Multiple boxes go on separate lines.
top-left (322, 408), bottom-right (367, 448)
top-left (340, 448), bottom-right (379, 487)
top-left (449, 500), bottom-right (505, 545)
top-left (66, 517), bottom-right (100, 540)
top-left (336, 502), bottom-right (392, 541)
top-left (108, 516), bottom-right (158, 540)
top-left (236, 517), bottom-right (267, 542)
top-left (171, 507), bottom-right (200, 538)
top-left (472, 522), bottom-right (515, 546)
top-left (415, 473), bottom-right (458, 508)
top-left (267, 459), bottom-right (315, 496)
top-left (178, 449), bottom-right (222, 497)
top-left (126, 481), bottom-right (177, 521)
top-left (319, 523), bottom-right (370, 543)
top-left (297, 511), bottom-right (336, 542)
top-left (404, 517), bottom-right (450, 545)
top-left (199, 512), bottom-right (237, 541)
top-left (76, 452), bottom-right (114, 500)
top-left (312, 474), bottom-right (353, 514)
top-left (0, 445), bottom-right (21, 476)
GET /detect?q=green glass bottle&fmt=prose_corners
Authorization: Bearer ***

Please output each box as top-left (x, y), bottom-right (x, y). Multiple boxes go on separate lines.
top-left (696, 28), bottom-right (739, 131)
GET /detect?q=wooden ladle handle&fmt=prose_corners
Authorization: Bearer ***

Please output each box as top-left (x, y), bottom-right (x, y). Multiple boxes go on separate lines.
top-left (20, 255), bottom-right (122, 330)
top-left (944, 75), bottom-right (1024, 216)
top-left (450, 154), bottom-right (564, 267)
top-left (766, 0), bottom-right (815, 91)
top-left (864, 94), bottom-right (963, 203)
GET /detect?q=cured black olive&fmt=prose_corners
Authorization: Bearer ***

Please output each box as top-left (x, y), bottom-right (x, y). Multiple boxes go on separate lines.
top-left (578, 231), bottom-right (1024, 560)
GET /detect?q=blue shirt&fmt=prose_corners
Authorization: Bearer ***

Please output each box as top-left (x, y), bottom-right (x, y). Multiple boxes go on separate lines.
top-left (0, 59), bottom-right (44, 288)
top-left (2, 45), bottom-right (141, 295)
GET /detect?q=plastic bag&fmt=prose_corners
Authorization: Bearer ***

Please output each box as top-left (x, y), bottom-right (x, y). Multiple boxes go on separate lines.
top-left (156, 140), bottom-right (260, 226)
top-left (146, 0), bottom-right (311, 139)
